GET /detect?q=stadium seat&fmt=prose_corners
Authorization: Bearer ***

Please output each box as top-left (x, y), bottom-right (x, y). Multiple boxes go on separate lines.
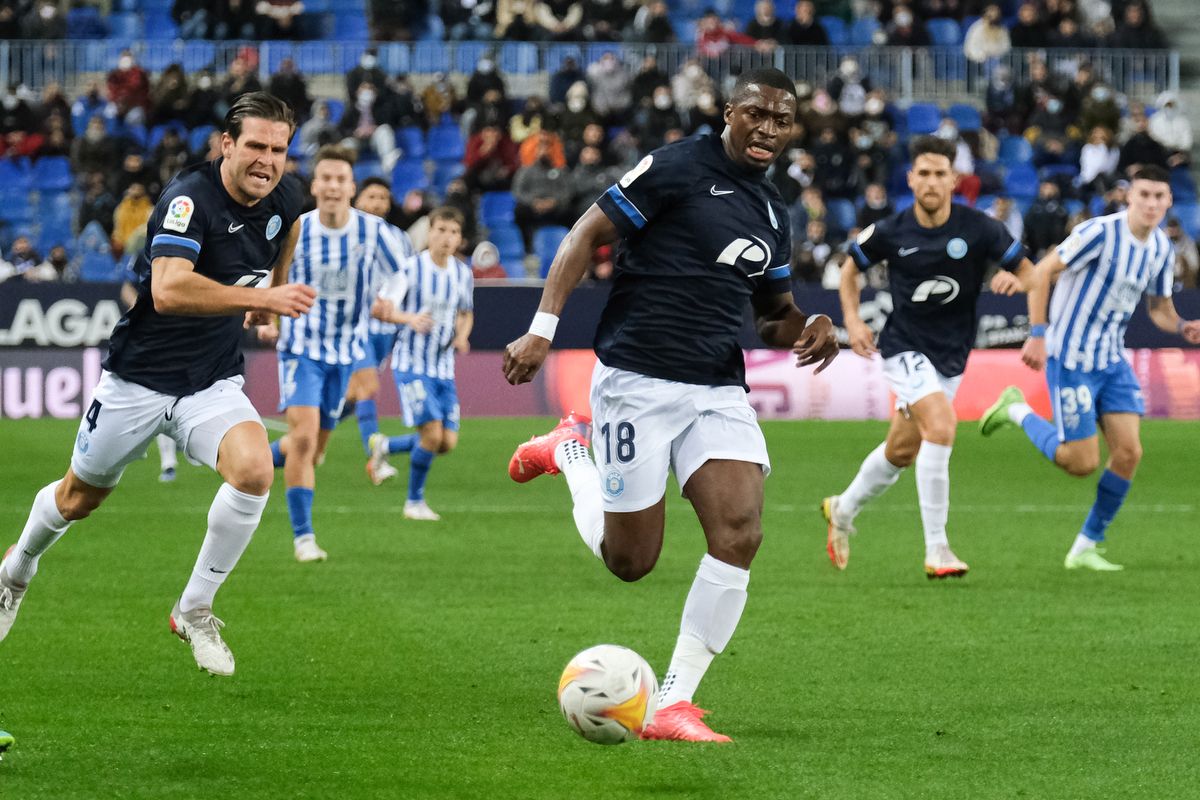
top-left (188, 125), bottom-right (217, 154)
top-left (826, 198), bottom-right (856, 234)
top-left (395, 126), bottom-right (426, 160)
top-left (143, 11), bottom-right (178, 39)
top-left (0, 158), bottom-right (34, 193)
top-left (427, 124), bottom-right (465, 163)
top-left (80, 252), bottom-right (122, 283)
top-left (1039, 164), bottom-right (1079, 181)
top-left (182, 41), bottom-right (216, 71)
top-left (1005, 164), bottom-right (1039, 199)
top-left (849, 17), bottom-right (880, 46)
top-left (490, 225), bottom-right (525, 265)
top-left (412, 42), bottom-right (451, 74)
top-left (905, 103), bottom-right (941, 135)
top-left (480, 192), bottom-right (516, 227)
top-left (324, 99), bottom-right (345, 124)
top-left (1174, 203), bottom-right (1200, 239)
top-left (391, 160), bottom-right (429, 195)
top-left (0, 191), bottom-right (34, 225)
top-left (998, 136), bottom-right (1034, 165)
top-left (534, 226), bottom-right (570, 278)
top-left (31, 157), bottom-right (73, 193)
top-left (36, 215), bottom-right (74, 254)
top-left (1064, 199), bottom-right (1085, 217)
top-left (947, 103), bottom-right (982, 132)
top-left (354, 159), bottom-right (384, 183)
top-left (432, 161), bottom-right (465, 195)
top-left (414, 13), bottom-right (445, 41)
top-left (333, 14), bottom-right (370, 39)
top-left (106, 12), bottom-right (141, 39)
top-left (66, 6), bottom-right (108, 38)
top-left (925, 17), bottom-right (962, 46)
top-left (147, 122), bottom-right (189, 152)
top-left (888, 161), bottom-right (911, 195)
top-left (1170, 167), bottom-right (1197, 203)
top-left (819, 16), bottom-right (848, 46)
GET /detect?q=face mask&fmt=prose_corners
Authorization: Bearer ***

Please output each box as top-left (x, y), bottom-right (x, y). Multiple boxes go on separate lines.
top-left (1092, 87), bottom-right (1111, 102)
top-left (198, 76), bottom-right (212, 89)
top-left (358, 89), bottom-right (376, 105)
top-left (567, 97), bottom-right (586, 113)
top-left (856, 135), bottom-right (872, 149)
top-left (1, 95), bottom-right (17, 111)
top-left (697, 93), bottom-right (714, 108)
top-left (1046, 99), bottom-right (1062, 114)
top-left (361, 55), bottom-right (377, 69)
top-left (894, 12), bottom-right (912, 26)
top-left (478, 60), bottom-right (494, 74)
top-left (653, 94), bottom-right (671, 110)
top-left (864, 98), bottom-right (884, 115)
top-left (118, 57), bottom-right (134, 70)
top-left (39, 4), bottom-right (56, 18)
top-left (86, 128), bottom-right (104, 142)
top-left (685, 65), bottom-right (703, 80)
top-left (935, 125), bottom-right (956, 140)
top-left (868, 195), bottom-right (886, 209)
top-left (840, 61), bottom-right (859, 78)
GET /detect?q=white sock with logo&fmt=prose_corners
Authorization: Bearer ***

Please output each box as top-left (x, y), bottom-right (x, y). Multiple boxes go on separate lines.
top-left (5, 481), bottom-right (72, 586)
top-left (1007, 402), bottom-right (1033, 425)
top-left (915, 442), bottom-right (953, 552)
top-left (157, 434), bottom-right (178, 472)
top-left (179, 484), bottom-right (267, 613)
top-left (658, 554), bottom-right (750, 708)
top-left (838, 442), bottom-right (904, 521)
top-left (1068, 532), bottom-right (1096, 559)
top-left (554, 439), bottom-right (605, 560)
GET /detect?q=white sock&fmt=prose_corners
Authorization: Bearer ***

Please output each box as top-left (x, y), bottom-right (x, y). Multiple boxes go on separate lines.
top-left (915, 442), bottom-right (952, 552)
top-left (179, 484), bottom-right (268, 613)
top-left (554, 439), bottom-right (605, 560)
top-left (1068, 533), bottom-right (1096, 559)
top-left (839, 442), bottom-right (903, 521)
top-left (658, 554), bottom-right (750, 708)
top-left (1007, 402), bottom-right (1033, 425)
top-left (157, 434), bottom-right (178, 471)
top-left (6, 481), bottom-right (72, 585)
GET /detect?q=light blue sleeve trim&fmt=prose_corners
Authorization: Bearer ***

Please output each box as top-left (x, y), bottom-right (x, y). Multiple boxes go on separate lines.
top-left (1001, 239), bottom-right (1022, 265)
top-left (765, 265), bottom-right (791, 281)
top-left (151, 233), bottom-right (201, 254)
top-left (604, 185), bottom-right (648, 229)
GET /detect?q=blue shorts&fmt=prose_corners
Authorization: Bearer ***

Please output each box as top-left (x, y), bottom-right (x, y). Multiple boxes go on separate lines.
top-left (393, 371), bottom-right (460, 431)
top-left (278, 354), bottom-right (354, 430)
top-left (351, 331), bottom-right (395, 373)
top-left (1046, 357), bottom-right (1144, 442)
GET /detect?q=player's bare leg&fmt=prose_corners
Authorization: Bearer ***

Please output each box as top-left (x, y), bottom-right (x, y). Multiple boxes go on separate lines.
top-left (1062, 414), bottom-right (1139, 571)
top-left (642, 459), bottom-right (762, 743)
top-left (2, 470), bottom-right (111, 643)
top-left (171, 420), bottom-right (272, 676)
top-left (281, 406), bottom-right (327, 561)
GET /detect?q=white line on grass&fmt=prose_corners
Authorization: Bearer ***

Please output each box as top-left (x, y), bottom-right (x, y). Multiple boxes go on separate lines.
top-left (100, 503), bottom-right (1195, 515)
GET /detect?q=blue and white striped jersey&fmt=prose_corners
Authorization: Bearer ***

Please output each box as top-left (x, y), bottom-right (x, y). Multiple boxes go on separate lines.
top-left (366, 221), bottom-right (416, 337)
top-left (391, 250), bottom-right (474, 379)
top-left (1049, 210), bottom-right (1175, 372)
top-left (277, 208), bottom-right (411, 366)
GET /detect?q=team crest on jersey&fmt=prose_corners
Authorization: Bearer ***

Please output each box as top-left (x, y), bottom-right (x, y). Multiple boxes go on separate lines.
top-left (603, 468), bottom-right (625, 498)
top-left (946, 237), bottom-right (968, 259)
top-left (75, 431), bottom-right (89, 454)
top-left (266, 214), bottom-right (282, 240)
top-left (162, 195), bottom-right (194, 233)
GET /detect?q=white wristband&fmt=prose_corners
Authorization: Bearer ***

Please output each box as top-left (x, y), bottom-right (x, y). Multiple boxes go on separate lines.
top-left (528, 311), bottom-right (559, 342)
top-left (804, 313), bottom-right (831, 329)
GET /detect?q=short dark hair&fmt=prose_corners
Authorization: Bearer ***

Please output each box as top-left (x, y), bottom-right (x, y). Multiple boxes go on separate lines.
top-left (355, 177), bottom-right (391, 200)
top-left (730, 68), bottom-right (798, 105)
top-left (224, 91), bottom-right (296, 141)
top-left (1130, 163), bottom-right (1170, 185)
top-left (312, 143), bottom-right (356, 168)
top-left (909, 135), bottom-right (957, 164)
top-left (428, 206), bottom-right (465, 230)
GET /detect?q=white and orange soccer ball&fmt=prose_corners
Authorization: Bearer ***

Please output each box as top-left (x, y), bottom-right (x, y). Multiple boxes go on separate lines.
top-left (557, 644), bottom-right (658, 745)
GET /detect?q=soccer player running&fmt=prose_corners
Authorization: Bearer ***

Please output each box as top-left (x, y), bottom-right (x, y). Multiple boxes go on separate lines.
top-left (980, 164), bottom-right (1200, 570)
top-left (502, 69), bottom-right (839, 742)
top-left (0, 93), bottom-right (315, 675)
top-left (369, 207), bottom-right (474, 521)
top-left (342, 177), bottom-right (417, 486)
top-left (823, 135), bottom-right (1035, 578)
top-left (266, 147), bottom-right (414, 561)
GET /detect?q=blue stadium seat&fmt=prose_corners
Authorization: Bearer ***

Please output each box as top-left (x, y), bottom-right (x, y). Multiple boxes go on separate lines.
top-left (107, 12), bottom-right (141, 39)
top-left (893, 192), bottom-right (915, 212)
top-left (182, 41), bottom-right (216, 71)
top-left (431, 161), bottom-right (465, 195)
top-left (1005, 163), bottom-right (1039, 199)
top-left (1039, 164), bottom-right (1079, 180)
top-left (480, 191), bottom-right (516, 226)
top-left (324, 99), bottom-right (345, 124)
top-left (501, 42), bottom-right (539, 74)
top-left (453, 42), bottom-right (492, 75)
top-left (947, 103), bottom-right (981, 132)
top-left (819, 16), bottom-right (847, 45)
top-left (354, 159), bottom-right (384, 182)
top-left (826, 198), bottom-right (856, 234)
top-left (333, 14), bottom-right (370, 39)
top-left (1064, 199), bottom-right (1085, 217)
top-left (887, 161), bottom-right (911, 195)
top-left (188, 125), bottom-right (217, 154)
top-left (0, 190), bottom-right (34, 225)
top-left (905, 103), bottom-right (941, 135)
top-left (534, 225), bottom-right (570, 278)
top-left (489, 224), bottom-right (525, 262)
top-left (998, 136), bottom-right (1034, 164)
top-left (395, 126), bottom-right (426, 160)
top-left (1172, 203), bottom-right (1200, 239)
top-left (141, 0), bottom-right (174, 10)
top-left (414, 12), bottom-right (445, 41)
top-left (379, 43), bottom-right (411, 74)
top-left (412, 42), bottom-right (451, 74)
top-left (143, 11), bottom-right (178, 39)
top-left (427, 124), bottom-right (465, 162)
top-left (391, 160), bottom-right (429, 195)
top-left (80, 252), bottom-right (122, 283)
top-left (0, 158), bottom-right (34, 193)
top-left (66, 6), bottom-right (108, 38)
top-left (31, 157), bottom-right (73, 192)
top-left (849, 17), bottom-right (880, 46)
top-left (1170, 167), bottom-right (1197, 202)
top-left (36, 215), bottom-right (74, 254)
top-left (925, 17), bottom-right (962, 46)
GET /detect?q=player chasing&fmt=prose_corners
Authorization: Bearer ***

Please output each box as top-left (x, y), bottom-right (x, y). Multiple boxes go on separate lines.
top-left (822, 135), bottom-right (1035, 578)
top-left (340, 177), bottom-right (417, 486)
top-left (0, 93), bottom-right (313, 676)
top-left (369, 207), bottom-right (474, 521)
top-left (503, 69), bottom-right (839, 742)
top-left (265, 147), bottom-right (413, 562)
top-left (980, 164), bottom-right (1200, 571)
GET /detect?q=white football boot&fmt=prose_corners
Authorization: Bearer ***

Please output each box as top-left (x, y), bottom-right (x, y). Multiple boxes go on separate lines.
top-left (0, 552), bottom-right (28, 644)
top-left (403, 500), bottom-right (441, 521)
top-left (293, 533), bottom-right (328, 562)
top-left (169, 603), bottom-right (235, 676)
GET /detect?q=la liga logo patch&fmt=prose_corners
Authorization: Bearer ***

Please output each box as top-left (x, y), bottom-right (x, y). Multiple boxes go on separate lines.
top-left (162, 195), bottom-right (194, 233)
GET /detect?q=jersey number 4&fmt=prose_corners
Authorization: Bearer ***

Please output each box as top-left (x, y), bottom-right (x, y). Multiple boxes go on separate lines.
top-left (599, 421), bottom-right (636, 464)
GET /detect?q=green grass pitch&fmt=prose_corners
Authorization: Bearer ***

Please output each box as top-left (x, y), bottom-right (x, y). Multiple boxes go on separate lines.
top-left (1, 417), bottom-right (1198, 799)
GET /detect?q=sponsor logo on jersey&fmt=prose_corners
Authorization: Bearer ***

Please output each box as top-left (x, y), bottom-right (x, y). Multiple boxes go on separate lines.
top-left (716, 236), bottom-right (773, 276)
top-left (604, 468), bottom-right (625, 497)
top-left (266, 215), bottom-right (282, 240)
top-left (946, 237), bottom-right (968, 259)
top-left (162, 195), bottom-right (194, 233)
top-left (911, 276), bottom-right (961, 304)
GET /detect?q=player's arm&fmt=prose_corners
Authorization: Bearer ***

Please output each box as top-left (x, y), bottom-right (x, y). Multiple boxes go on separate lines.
top-left (839, 255), bottom-right (876, 357)
top-left (152, 256), bottom-right (315, 318)
top-left (1146, 295), bottom-right (1200, 343)
top-left (752, 290), bottom-right (838, 373)
top-left (1020, 251), bottom-right (1070, 371)
top-left (453, 310), bottom-right (474, 353)
top-left (502, 204), bottom-right (619, 385)
top-left (990, 257), bottom-right (1036, 295)
top-left (370, 300), bottom-right (434, 333)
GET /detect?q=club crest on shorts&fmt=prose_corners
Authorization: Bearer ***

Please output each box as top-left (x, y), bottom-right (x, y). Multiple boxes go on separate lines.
top-left (266, 215), bottom-right (282, 240)
top-left (603, 468), bottom-right (625, 498)
top-left (946, 237), bottom-right (968, 259)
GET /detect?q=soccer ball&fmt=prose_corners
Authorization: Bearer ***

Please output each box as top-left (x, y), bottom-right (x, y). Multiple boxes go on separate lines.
top-left (557, 644), bottom-right (658, 745)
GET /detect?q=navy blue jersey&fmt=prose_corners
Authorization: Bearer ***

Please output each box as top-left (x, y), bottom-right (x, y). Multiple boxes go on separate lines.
top-left (104, 159), bottom-right (305, 395)
top-left (594, 133), bottom-right (792, 387)
top-left (849, 203), bottom-right (1025, 377)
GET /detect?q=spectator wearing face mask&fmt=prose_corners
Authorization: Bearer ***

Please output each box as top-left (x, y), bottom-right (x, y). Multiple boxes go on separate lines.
top-left (21, 0), bottom-right (65, 38)
top-left (443, 0), bottom-right (496, 41)
top-left (827, 57), bottom-right (870, 118)
top-left (586, 51), bottom-right (633, 126)
top-left (630, 87), bottom-right (682, 152)
top-left (933, 118), bottom-right (981, 203)
top-left (560, 82), bottom-right (600, 161)
top-left (105, 50), bottom-right (150, 127)
top-left (964, 4), bottom-right (1011, 64)
top-left (510, 96), bottom-right (548, 144)
top-left (630, 55), bottom-right (670, 108)
top-left (683, 91), bottom-right (723, 135)
top-left (847, 127), bottom-right (887, 194)
top-left (631, 0), bottom-right (675, 43)
top-left (671, 59), bottom-right (715, 113)
top-left (340, 82), bottom-right (401, 171)
top-left (1079, 125), bottom-right (1119, 197)
top-left (24, 245), bottom-right (73, 283)
top-left (549, 57), bottom-right (585, 106)
top-left (857, 183), bottom-right (893, 230)
top-left (1165, 217), bottom-right (1199, 288)
top-left (1023, 180), bottom-right (1069, 259)
top-left (467, 57), bottom-right (507, 110)
top-left (886, 8), bottom-right (929, 47)
top-left (346, 48), bottom-right (388, 98)
top-left (464, 125), bottom-right (520, 193)
top-left (183, 70), bottom-right (221, 129)
top-left (1148, 91), bottom-right (1192, 168)
top-left (512, 135), bottom-right (573, 250)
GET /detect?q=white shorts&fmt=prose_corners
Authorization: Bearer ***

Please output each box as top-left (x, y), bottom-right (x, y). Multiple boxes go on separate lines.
top-left (70, 371), bottom-right (262, 488)
top-left (881, 351), bottom-right (963, 411)
top-left (588, 362), bottom-right (770, 513)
